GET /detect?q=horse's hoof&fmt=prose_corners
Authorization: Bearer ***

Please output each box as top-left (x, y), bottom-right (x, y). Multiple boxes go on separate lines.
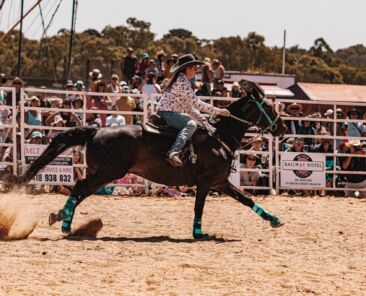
top-left (48, 210), bottom-right (66, 225)
top-left (270, 217), bottom-right (284, 228)
top-left (61, 227), bottom-right (72, 234)
top-left (49, 213), bottom-right (58, 225)
top-left (193, 232), bottom-right (210, 240)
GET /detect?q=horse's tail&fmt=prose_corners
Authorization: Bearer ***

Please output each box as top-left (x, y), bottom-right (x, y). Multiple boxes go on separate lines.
top-left (5, 126), bottom-right (97, 186)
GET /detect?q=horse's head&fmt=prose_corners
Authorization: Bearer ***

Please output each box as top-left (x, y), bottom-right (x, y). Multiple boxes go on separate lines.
top-left (227, 81), bottom-right (286, 137)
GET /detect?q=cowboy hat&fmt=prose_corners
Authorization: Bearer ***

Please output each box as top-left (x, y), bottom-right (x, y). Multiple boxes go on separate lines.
top-left (89, 69), bottom-right (102, 79)
top-left (287, 103), bottom-right (303, 112)
top-left (52, 114), bottom-right (66, 126)
top-left (170, 54), bottom-right (204, 73)
top-left (156, 50), bottom-right (166, 57)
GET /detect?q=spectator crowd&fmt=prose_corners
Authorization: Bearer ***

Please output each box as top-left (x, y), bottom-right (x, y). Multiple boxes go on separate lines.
top-left (1, 49), bottom-right (366, 198)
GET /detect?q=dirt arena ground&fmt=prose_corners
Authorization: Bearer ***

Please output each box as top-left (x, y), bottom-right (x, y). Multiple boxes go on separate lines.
top-left (1, 192), bottom-right (366, 296)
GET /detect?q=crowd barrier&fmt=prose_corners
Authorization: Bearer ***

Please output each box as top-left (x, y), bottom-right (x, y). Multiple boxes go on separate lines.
top-left (1, 86), bottom-right (366, 196)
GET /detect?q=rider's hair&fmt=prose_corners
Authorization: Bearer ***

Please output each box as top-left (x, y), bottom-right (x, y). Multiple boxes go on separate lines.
top-left (165, 67), bottom-right (190, 91)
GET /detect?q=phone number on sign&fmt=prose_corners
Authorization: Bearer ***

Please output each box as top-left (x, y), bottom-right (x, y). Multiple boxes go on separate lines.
top-left (33, 174), bottom-right (72, 183)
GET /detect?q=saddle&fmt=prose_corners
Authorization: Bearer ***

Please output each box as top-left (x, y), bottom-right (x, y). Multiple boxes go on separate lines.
top-left (142, 114), bottom-right (209, 165)
top-left (143, 114), bottom-right (207, 143)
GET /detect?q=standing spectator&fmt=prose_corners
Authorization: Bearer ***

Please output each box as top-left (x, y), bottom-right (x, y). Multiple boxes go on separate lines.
top-left (106, 74), bottom-right (122, 94)
top-left (0, 73), bottom-right (7, 103)
top-left (130, 75), bottom-right (143, 92)
top-left (212, 59), bottom-right (225, 88)
top-left (164, 56), bottom-right (177, 79)
top-left (115, 89), bottom-right (136, 125)
top-left (201, 57), bottom-right (213, 88)
top-left (339, 140), bottom-right (366, 198)
top-left (285, 103), bottom-right (302, 134)
top-left (91, 81), bottom-right (112, 127)
top-left (155, 50), bottom-right (166, 83)
top-left (347, 108), bottom-right (362, 137)
top-left (5, 77), bottom-right (28, 106)
top-left (230, 82), bottom-right (241, 98)
top-left (120, 47), bottom-right (138, 84)
top-left (145, 59), bottom-right (159, 78)
top-left (138, 53), bottom-right (150, 78)
top-left (89, 69), bottom-right (103, 92)
top-left (140, 71), bottom-right (161, 104)
top-left (75, 80), bottom-right (85, 91)
top-left (240, 153), bottom-right (260, 195)
top-left (106, 105), bottom-right (125, 127)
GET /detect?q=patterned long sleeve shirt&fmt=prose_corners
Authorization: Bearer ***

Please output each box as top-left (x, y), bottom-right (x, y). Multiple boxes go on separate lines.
top-left (156, 73), bottom-right (222, 122)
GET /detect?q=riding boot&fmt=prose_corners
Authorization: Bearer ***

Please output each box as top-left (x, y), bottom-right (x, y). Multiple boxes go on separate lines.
top-left (167, 151), bottom-right (183, 167)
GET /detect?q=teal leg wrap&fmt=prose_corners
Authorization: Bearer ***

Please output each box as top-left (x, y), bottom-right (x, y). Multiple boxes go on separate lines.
top-left (61, 196), bottom-right (78, 231)
top-left (252, 203), bottom-right (275, 221)
top-left (193, 218), bottom-right (209, 239)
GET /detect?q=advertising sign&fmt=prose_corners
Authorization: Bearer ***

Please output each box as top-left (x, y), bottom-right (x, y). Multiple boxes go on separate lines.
top-left (25, 144), bottom-right (74, 185)
top-left (281, 152), bottom-right (325, 189)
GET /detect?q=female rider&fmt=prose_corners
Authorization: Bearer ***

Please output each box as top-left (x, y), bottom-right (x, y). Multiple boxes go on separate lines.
top-left (156, 54), bottom-right (230, 166)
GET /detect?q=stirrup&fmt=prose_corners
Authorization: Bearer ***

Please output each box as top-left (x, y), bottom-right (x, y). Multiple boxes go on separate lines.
top-left (167, 152), bottom-right (183, 167)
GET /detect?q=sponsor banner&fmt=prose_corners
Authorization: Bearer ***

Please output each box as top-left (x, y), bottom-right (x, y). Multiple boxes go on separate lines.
top-left (25, 144), bottom-right (74, 185)
top-left (280, 152), bottom-right (325, 189)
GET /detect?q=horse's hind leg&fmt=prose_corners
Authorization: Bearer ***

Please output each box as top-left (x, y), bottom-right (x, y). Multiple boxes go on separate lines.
top-left (213, 180), bottom-right (284, 228)
top-left (49, 170), bottom-right (123, 233)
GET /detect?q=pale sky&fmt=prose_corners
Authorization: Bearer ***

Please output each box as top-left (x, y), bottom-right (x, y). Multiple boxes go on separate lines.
top-left (1, 0), bottom-right (365, 50)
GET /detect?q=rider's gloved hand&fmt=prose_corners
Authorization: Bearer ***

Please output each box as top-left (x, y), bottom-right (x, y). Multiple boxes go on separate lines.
top-left (204, 122), bottom-right (216, 135)
top-left (219, 109), bottom-right (231, 117)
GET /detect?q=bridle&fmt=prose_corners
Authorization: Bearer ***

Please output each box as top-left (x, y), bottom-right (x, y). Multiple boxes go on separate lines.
top-left (230, 94), bottom-right (280, 135)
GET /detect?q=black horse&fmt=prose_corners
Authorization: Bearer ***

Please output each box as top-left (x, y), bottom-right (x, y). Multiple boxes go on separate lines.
top-left (4, 85), bottom-right (286, 238)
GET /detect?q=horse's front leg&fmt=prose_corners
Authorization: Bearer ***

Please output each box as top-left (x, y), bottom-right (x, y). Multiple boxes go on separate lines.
top-left (193, 184), bottom-right (211, 239)
top-left (213, 180), bottom-right (284, 228)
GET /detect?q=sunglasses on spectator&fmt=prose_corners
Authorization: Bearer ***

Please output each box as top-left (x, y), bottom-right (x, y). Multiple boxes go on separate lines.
top-left (112, 78), bottom-right (118, 80)
top-left (247, 157), bottom-right (256, 161)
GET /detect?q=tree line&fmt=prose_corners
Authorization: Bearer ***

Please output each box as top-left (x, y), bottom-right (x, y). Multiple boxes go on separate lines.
top-left (1, 17), bottom-right (366, 85)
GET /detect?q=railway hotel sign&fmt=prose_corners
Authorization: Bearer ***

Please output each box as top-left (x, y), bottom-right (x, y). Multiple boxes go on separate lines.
top-left (281, 152), bottom-right (325, 189)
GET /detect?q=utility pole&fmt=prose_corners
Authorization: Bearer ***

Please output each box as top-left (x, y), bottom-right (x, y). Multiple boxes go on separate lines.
top-left (67, 0), bottom-right (77, 81)
top-left (17, 0), bottom-right (24, 76)
top-left (282, 30), bottom-right (286, 74)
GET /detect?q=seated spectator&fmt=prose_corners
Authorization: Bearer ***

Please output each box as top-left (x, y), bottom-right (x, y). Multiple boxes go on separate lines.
top-left (72, 96), bottom-right (84, 120)
top-left (312, 134), bottom-right (334, 195)
top-left (240, 152), bottom-right (268, 195)
top-left (339, 139), bottom-right (366, 198)
top-left (25, 96), bottom-right (42, 126)
top-left (230, 82), bottom-right (241, 98)
top-left (278, 102), bottom-right (287, 117)
top-left (106, 106), bottom-right (125, 127)
top-left (46, 114), bottom-right (66, 141)
top-left (285, 137), bottom-right (306, 152)
top-left (45, 99), bottom-right (81, 127)
top-left (212, 80), bottom-right (228, 97)
top-left (86, 107), bottom-right (102, 127)
top-left (297, 116), bottom-right (316, 148)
